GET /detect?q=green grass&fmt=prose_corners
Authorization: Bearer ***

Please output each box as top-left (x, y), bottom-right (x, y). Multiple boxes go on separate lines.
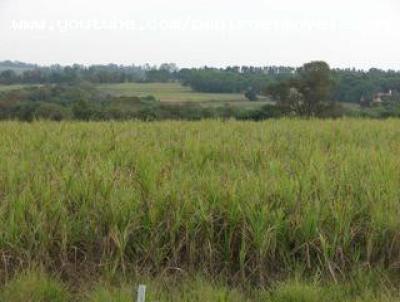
top-left (0, 269), bottom-right (70, 302)
top-left (0, 84), bottom-right (41, 92)
top-left (1, 269), bottom-right (399, 301)
top-left (97, 82), bottom-right (271, 107)
top-left (1, 119), bottom-right (400, 299)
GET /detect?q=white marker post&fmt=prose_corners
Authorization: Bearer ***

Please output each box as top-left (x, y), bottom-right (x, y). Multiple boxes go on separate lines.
top-left (136, 284), bottom-right (146, 302)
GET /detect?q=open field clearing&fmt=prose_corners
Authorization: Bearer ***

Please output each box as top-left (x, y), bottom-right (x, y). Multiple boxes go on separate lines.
top-left (97, 82), bottom-right (271, 106)
top-left (0, 119), bottom-right (400, 300)
top-left (0, 84), bottom-right (41, 92)
top-left (96, 82), bottom-right (247, 101)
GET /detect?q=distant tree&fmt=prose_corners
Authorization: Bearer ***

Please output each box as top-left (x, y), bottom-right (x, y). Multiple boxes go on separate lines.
top-left (296, 61), bottom-right (333, 116)
top-left (267, 61), bottom-right (335, 117)
top-left (278, 87), bottom-right (306, 115)
top-left (265, 81), bottom-right (291, 102)
top-left (13, 102), bottom-right (40, 122)
top-left (159, 63), bottom-right (179, 73)
top-left (35, 103), bottom-right (69, 121)
top-left (0, 70), bottom-right (18, 84)
top-left (382, 91), bottom-right (400, 117)
top-left (244, 87), bottom-right (258, 101)
top-left (145, 69), bottom-right (172, 83)
top-left (72, 100), bottom-right (95, 120)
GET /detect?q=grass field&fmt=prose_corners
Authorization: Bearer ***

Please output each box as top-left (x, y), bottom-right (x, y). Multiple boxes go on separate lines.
top-left (0, 84), bottom-right (41, 92)
top-left (97, 82), bottom-right (271, 107)
top-left (0, 119), bottom-right (400, 300)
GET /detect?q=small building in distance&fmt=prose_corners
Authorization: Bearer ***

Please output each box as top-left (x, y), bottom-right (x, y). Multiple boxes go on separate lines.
top-left (372, 90), bottom-right (392, 105)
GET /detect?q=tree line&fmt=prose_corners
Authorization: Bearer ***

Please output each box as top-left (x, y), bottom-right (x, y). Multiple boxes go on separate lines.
top-left (1, 61), bottom-right (400, 104)
top-left (1, 60), bottom-right (400, 120)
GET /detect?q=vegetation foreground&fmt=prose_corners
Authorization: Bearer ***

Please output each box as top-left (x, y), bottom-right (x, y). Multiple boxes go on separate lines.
top-left (1, 119), bottom-right (400, 301)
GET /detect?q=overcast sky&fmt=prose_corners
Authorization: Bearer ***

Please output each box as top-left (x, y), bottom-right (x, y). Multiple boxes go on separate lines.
top-left (0, 0), bottom-right (399, 69)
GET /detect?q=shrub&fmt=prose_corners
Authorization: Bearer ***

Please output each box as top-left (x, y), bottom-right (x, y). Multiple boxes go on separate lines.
top-left (34, 102), bottom-right (70, 121)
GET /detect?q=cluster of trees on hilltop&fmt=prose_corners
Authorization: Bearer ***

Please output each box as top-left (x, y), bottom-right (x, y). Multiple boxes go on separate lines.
top-left (0, 61), bottom-right (38, 73)
top-left (0, 62), bottom-right (182, 84)
top-left (0, 63), bottom-right (146, 84)
top-left (177, 66), bottom-right (294, 95)
top-left (0, 61), bottom-right (295, 88)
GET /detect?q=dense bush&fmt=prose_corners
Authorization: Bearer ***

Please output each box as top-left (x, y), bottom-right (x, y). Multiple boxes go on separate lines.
top-left (33, 102), bottom-right (70, 121)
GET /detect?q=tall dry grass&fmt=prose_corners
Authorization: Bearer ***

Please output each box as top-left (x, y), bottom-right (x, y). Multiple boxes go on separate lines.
top-left (0, 119), bottom-right (399, 285)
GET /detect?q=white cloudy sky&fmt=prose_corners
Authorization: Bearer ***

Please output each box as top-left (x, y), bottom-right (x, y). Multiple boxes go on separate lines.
top-left (0, 0), bottom-right (399, 69)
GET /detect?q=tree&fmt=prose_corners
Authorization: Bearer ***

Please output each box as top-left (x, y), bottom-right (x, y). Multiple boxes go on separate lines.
top-left (265, 81), bottom-right (291, 102)
top-left (244, 87), bottom-right (258, 101)
top-left (35, 103), bottom-right (69, 121)
top-left (267, 61), bottom-right (335, 117)
top-left (72, 99), bottom-right (95, 120)
top-left (296, 61), bottom-right (333, 116)
top-left (0, 70), bottom-right (18, 84)
top-left (278, 87), bottom-right (306, 115)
